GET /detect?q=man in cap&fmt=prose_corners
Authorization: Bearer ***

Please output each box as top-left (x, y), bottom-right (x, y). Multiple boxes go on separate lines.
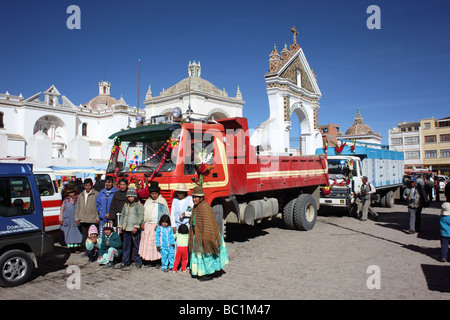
top-left (358, 176), bottom-right (377, 221)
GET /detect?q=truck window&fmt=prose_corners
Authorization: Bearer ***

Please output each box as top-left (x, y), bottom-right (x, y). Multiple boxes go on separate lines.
top-left (34, 174), bottom-right (55, 196)
top-left (184, 131), bottom-right (215, 175)
top-left (107, 130), bottom-right (177, 174)
top-left (0, 177), bottom-right (35, 217)
top-left (328, 159), bottom-right (357, 179)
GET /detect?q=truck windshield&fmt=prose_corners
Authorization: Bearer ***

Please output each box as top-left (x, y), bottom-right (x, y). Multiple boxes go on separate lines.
top-left (107, 128), bottom-right (179, 174)
top-left (328, 159), bottom-right (357, 179)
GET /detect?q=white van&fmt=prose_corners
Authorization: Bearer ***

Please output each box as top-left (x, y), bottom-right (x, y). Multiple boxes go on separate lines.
top-left (33, 168), bottom-right (63, 232)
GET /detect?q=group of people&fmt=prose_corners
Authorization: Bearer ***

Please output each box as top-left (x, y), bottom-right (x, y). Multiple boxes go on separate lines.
top-left (59, 176), bottom-right (228, 281)
top-left (403, 175), bottom-right (450, 263)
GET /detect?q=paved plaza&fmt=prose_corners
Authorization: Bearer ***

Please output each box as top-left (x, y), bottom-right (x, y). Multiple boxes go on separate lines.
top-left (1, 199), bottom-right (449, 301)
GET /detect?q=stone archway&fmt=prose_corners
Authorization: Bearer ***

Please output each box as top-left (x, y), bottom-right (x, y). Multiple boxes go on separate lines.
top-left (208, 108), bottom-right (229, 120)
top-left (33, 115), bottom-right (66, 158)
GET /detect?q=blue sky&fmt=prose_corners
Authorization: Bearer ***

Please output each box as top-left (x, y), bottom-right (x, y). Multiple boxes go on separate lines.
top-left (1, 0), bottom-right (449, 145)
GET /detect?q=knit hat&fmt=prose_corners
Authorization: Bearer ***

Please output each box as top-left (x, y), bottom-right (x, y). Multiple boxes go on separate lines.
top-left (126, 187), bottom-right (138, 198)
top-left (441, 202), bottom-right (450, 216)
top-left (88, 225), bottom-right (98, 236)
top-left (103, 221), bottom-right (114, 231)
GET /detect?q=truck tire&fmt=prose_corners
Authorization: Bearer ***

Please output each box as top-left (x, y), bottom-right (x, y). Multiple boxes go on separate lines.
top-left (213, 203), bottom-right (225, 237)
top-left (385, 190), bottom-right (394, 208)
top-left (293, 194), bottom-right (317, 231)
top-left (282, 198), bottom-right (297, 230)
top-left (0, 250), bottom-right (34, 287)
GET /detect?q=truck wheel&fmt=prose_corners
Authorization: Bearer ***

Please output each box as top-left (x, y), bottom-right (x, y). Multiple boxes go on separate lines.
top-left (213, 203), bottom-right (225, 237)
top-left (293, 194), bottom-right (317, 231)
top-left (0, 250), bottom-right (34, 287)
top-left (385, 190), bottom-right (394, 208)
top-left (282, 198), bottom-right (297, 229)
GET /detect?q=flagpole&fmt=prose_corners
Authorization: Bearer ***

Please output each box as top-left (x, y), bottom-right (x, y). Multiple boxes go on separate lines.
top-left (137, 59), bottom-right (141, 123)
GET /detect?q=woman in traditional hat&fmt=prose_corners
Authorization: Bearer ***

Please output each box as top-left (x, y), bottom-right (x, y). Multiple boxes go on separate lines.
top-left (170, 183), bottom-right (194, 232)
top-left (59, 183), bottom-right (83, 253)
top-left (189, 186), bottom-right (229, 281)
top-left (139, 181), bottom-right (170, 268)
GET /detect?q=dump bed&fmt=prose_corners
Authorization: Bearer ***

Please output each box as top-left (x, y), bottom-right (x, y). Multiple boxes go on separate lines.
top-left (219, 118), bottom-right (329, 195)
top-left (317, 145), bottom-right (404, 188)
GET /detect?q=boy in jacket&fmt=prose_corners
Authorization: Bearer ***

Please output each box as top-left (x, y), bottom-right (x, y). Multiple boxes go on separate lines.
top-left (98, 222), bottom-right (122, 268)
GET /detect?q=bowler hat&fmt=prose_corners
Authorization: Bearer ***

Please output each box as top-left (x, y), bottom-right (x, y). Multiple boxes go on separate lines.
top-left (191, 186), bottom-right (205, 197)
top-left (148, 181), bottom-right (161, 193)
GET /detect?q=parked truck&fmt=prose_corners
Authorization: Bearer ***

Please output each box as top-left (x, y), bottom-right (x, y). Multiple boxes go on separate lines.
top-left (0, 163), bottom-right (54, 287)
top-left (106, 113), bottom-right (329, 232)
top-left (316, 140), bottom-right (404, 215)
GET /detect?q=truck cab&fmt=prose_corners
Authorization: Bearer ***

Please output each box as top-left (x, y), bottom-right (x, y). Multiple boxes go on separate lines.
top-left (320, 155), bottom-right (363, 209)
top-left (0, 163), bottom-right (54, 287)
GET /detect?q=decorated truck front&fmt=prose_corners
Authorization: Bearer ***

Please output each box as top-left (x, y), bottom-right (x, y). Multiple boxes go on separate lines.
top-left (317, 141), bottom-right (405, 215)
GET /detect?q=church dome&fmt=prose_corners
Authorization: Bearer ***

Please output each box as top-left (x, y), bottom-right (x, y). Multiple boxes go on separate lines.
top-left (159, 61), bottom-right (231, 98)
top-left (84, 81), bottom-right (118, 110)
top-left (345, 109), bottom-right (374, 135)
top-left (161, 76), bottom-right (228, 98)
top-left (85, 95), bottom-right (119, 110)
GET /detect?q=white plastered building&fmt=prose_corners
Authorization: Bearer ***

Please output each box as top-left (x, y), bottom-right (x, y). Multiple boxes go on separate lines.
top-left (0, 81), bottom-right (138, 167)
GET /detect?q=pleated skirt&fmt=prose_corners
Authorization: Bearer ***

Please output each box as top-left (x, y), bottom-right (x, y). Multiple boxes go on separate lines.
top-left (190, 235), bottom-right (229, 276)
top-left (138, 222), bottom-right (161, 261)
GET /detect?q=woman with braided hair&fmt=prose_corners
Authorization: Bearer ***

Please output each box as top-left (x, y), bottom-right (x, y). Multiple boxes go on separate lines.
top-left (189, 186), bottom-right (228, 281)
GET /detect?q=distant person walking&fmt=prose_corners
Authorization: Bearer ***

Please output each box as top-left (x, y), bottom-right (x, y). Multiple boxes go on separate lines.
top-left (358, 176), bottom-right (377, 221)
top-left (403, 177), bottom-right (420, 234)
top-left (415, 177), bottom-right (429, 233)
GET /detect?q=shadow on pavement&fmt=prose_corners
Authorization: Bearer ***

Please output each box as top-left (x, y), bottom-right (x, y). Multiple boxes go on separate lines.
top-left (421, 264), bottom-right (450, 293)
top-left (29, 233), bottom-right (71, 282)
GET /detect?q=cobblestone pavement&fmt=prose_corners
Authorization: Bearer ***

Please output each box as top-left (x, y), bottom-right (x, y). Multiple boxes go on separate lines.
top-left (1, 199), bottom-right (450, 301)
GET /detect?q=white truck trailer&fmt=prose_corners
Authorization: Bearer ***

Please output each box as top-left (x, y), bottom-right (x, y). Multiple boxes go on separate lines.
top-left (316, 141), bottom-right (404, 215)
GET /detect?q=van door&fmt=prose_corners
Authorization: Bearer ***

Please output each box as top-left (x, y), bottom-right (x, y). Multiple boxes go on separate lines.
top-left (0, 176), bottom-right (43, 236)
top-left (33, 169), bottom-right (62, 231)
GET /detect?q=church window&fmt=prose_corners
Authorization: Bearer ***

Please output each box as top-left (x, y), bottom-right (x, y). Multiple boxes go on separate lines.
top-left (82, 123), bottom-right (88, 136)
top-left (296, 70), bottom-right (302, 88)
top-left (0, 112), bottom-right (4, 128)
top-left (103, 87), bottom-right (106, 94)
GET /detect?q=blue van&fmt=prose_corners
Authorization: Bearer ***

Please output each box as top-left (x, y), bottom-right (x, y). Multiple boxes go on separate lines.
top-left (0, 163), bottom-right (54, 287)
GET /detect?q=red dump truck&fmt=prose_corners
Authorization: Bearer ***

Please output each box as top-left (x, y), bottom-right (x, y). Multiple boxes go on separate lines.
top-left (107, 114), bottom-right (328, 233)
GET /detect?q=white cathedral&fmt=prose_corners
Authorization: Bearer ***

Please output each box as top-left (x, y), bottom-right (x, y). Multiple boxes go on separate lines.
top-left (0, 62), bottom-right (245, 168)
top-left (0, 81), bottom-right (139, 168)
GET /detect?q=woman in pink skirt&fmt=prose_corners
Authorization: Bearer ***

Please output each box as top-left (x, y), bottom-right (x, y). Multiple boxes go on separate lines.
top-left (139, 181), bottom-right (169, 268)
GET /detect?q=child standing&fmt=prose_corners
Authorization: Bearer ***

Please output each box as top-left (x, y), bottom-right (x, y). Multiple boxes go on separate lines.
top-left (156, 214), bottom-right (175, 272)
top-left (98, 222), bottom-right (122, 268)
top-left (118, 187), bottom-right (144, 269)
top-left (85, 225), bottom-right (101, 262)
top-left (439, 202), bottom-right (450, 262)
top-left (172, 224), bottom-right (189, 273)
